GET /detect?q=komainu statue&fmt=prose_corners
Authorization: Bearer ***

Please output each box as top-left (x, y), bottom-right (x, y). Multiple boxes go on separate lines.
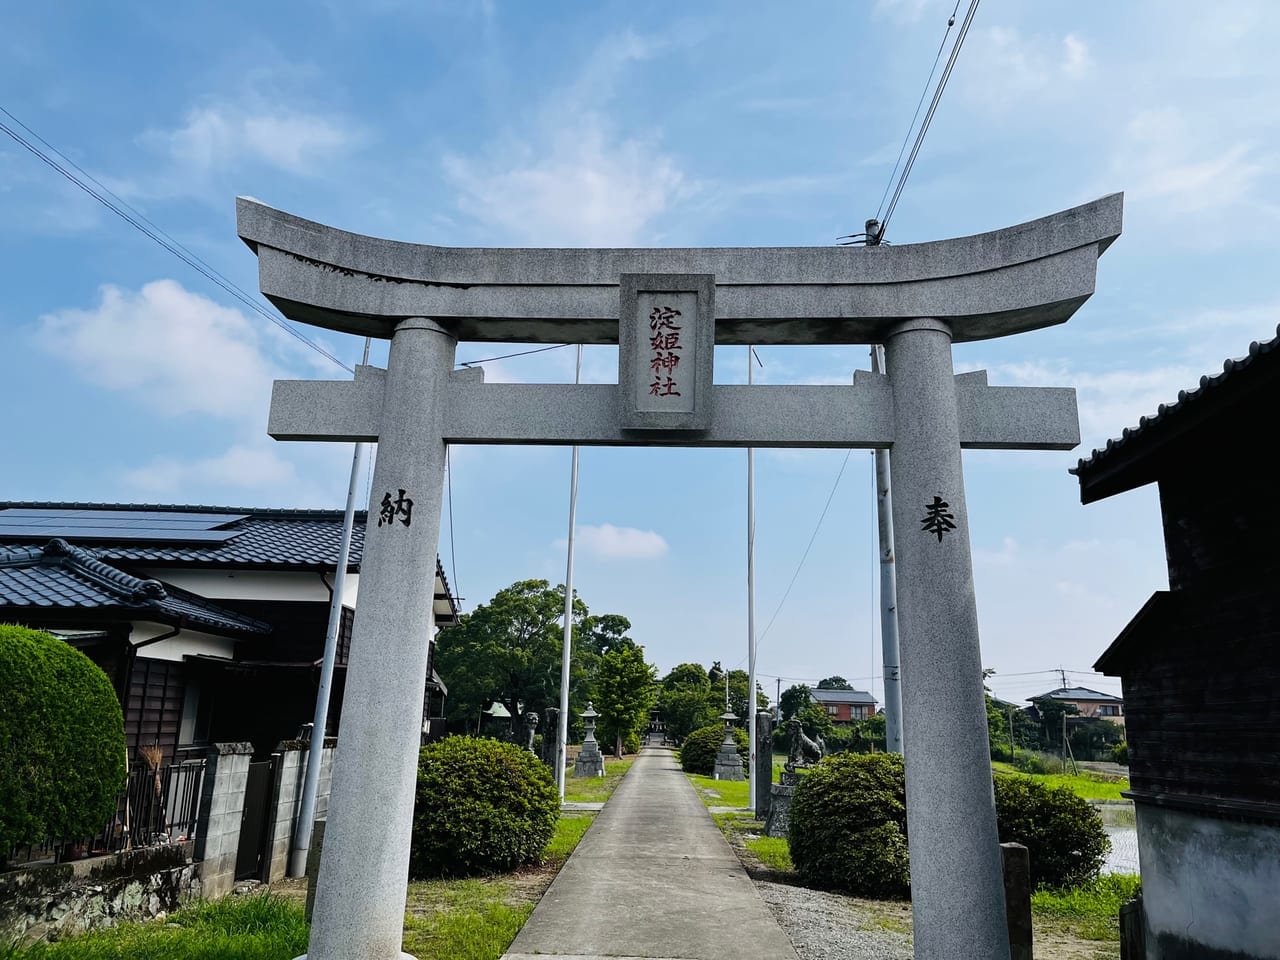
top-left (785, 716), bottom-right (825, 772)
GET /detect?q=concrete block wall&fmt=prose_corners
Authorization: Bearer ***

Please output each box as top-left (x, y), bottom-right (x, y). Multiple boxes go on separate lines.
top-left (192, 742), bottom-right (254, 899)
top-left (264, 740), bottom-right (336, 883)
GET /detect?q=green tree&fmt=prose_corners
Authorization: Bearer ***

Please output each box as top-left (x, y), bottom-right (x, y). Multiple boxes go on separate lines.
top-left (817, 676), bottom-right (853, 690)
top-left (434, 579), bottom-right (632, 735)
top-left (725, 668), bottom-right (769, 721)
top-left (662, 662), bottom-right (709, 691)
top-left (596, 644), bottom-right (658, 756)
top-left (798, 700), bottom-right (835, 740)
top-left (779, 683), bottom-right (812, 721)
top-left (1, 625), bottom-right (127, 860)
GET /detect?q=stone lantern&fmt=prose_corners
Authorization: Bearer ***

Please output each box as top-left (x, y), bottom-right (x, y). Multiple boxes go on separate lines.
top-left (573, 701), bottom-right (605, 778)
top-left (713, 709), bottom-right (745, 781)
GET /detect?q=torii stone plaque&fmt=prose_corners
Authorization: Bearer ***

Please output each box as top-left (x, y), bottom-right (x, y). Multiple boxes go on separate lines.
top-left (239, 193), bottom-right (1122, 960)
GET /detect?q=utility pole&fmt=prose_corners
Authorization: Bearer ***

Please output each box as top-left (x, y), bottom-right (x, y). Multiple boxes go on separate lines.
top-left (290, 337), bottom-right (370, 878)
top-left (776, 677), bottom-right (782, 721)
top-left (1008, 703), bottom-right (1015, 762)
top-left (746, 345), bottom-right (759, 814)
top-left (556, 345), bottom-right (584, 800)
top-left (869, 338), bottom-right (904, 755)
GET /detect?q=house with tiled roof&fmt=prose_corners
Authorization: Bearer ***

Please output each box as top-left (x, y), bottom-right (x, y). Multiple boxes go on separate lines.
top-left (1027, 686), bottom-right (1124, 725)
top-left (0, 503), bottom-right (458, 767)
top-left (1071, 325), bottom-right (1280, 960)
top-left (809, 687), bottom-right (878, 723)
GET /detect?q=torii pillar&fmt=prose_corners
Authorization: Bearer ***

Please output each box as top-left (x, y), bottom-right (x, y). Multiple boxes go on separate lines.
top-left (238, 193), bottom-right (1122, 960)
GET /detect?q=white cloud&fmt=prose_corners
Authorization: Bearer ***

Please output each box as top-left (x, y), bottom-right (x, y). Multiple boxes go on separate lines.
top-left (1111, 107), bottom-right (1266, 217)
top-left (120, 444), bottom-right (299, 495)
top-left (958, 26), bottom-right (1092, 111)
top-left (444, 116), bottom-right (690, 247)
top-left (35, 279), bottom-right (286, 422)
top-left (562, 523), bottom-right (669, 559)
top-left (442, 30), bottom-right (693, 245)
top-left (142, 102), bottom-right (356, 182)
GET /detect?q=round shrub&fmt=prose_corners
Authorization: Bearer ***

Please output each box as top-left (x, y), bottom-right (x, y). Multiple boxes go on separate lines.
top-left (678, 723), bottom-right (747, 775)
top-left (0, 625), bottom-right (126, 857)
top-left (409, 736), bottom-right (559, 878)
top-left (993, 774), bottom-right (1109, 888)
top-left (787, 752), bottom-right (909, 898)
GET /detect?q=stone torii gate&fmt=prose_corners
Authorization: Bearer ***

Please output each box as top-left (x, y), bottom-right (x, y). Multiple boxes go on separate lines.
top-left (238, 193), bottom-right (1122, 960)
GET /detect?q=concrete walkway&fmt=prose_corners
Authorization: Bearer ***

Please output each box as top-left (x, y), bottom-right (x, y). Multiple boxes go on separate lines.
top-left (502, 746), bottom-right (799, 960)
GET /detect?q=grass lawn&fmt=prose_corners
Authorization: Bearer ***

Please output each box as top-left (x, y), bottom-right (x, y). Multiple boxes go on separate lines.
top-left (991, 762), bottom-right (1130, 801)
top-left (685, 772), bottom-right (750, 808)
top-left (561, 757), bottom-right (635, 804)
top-left (7, 814), bottom-right (596, 960)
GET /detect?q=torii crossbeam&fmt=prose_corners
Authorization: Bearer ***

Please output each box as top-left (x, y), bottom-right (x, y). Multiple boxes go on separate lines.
top-left (239, 193), bottom-right (1122, 960)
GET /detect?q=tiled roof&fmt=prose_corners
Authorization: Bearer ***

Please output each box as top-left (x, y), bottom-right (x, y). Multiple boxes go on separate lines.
top-left (0, 539), bottom-right (271, 637)
top-left (809, 688), bottom-right (877, 704)
top-left (1071, 323), bottom-right (1280, 499)
top-left (1033, 686), bottom-right (1122, 703)
top-left (0, 502), bottom-right (366, 569)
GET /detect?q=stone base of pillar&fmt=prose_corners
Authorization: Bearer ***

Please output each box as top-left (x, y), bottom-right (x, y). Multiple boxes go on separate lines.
top-left (764, 784), bottom-right (795, 838)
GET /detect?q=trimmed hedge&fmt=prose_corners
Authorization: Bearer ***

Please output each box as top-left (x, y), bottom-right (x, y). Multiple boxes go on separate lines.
top-left (409, 736), bottom-right (559, 878)
top-left (994, 774), bottom-right (1109, 888)
top-left (787, 753), bottom-right (1109, 897)
top-left (0, 625), bottom-right (126, 857)
top-left (788, 752), bottom-right (909, 897)
top-left (678, 723), bottom-right (748, 776)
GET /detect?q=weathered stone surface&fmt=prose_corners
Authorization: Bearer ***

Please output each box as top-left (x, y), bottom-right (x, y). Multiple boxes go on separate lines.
top-left (0, 844), bottom-right (199, 944)
top-left (764, 784), bottom-right (795, 839)
top-left (238, 194), bottom-right (1122, 345)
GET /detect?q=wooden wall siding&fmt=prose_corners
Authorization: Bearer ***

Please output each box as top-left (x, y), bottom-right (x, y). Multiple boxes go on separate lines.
top-left (125, 658), bottom-right (185, 766)
top-left (1158, 443), bottom-right (1276, 592)
top-left (1125, 586), bottom-right (1280, 807)
top-left (338, 606), bottom-right (353, 666)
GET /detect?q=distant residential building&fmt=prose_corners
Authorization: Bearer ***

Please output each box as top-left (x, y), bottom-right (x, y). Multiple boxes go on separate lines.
top-left (809, 688), bottom-right (877, 723)
top-left (1072, 326), bottom-right (1280, 960)
top-left (1029, 686), bottom-right (1125, 724)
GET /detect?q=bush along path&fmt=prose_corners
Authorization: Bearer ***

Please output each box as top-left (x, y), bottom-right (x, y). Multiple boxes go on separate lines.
top-left (706, 751), bottom-right (1136, 960)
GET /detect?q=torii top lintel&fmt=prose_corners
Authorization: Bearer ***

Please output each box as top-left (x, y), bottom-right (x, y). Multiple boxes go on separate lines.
top-left (236, 193), bottom-right (1122, 346)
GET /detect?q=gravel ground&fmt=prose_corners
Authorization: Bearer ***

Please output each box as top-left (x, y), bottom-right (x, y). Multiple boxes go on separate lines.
top-left (755, 880), bottom-right (913, 960)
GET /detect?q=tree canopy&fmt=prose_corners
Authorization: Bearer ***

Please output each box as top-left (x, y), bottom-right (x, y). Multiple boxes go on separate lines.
top-left (779, 683), bottom-right (812, 721)
top-left (817, 675), bottom-right (853, 690)
top-left (436, 579), bottom-right (638, 730)
top-left (596, 645), bottom-right (657, 756)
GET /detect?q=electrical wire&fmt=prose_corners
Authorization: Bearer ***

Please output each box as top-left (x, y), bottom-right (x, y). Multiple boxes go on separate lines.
top-left (874, 0), bottom-right (963, 223)
top-left (458, 343), bottom-right (571, 367)
top-left (0, 106), bottom-right (353, 374)
top-left (877, 0), bottom-right (982, 242)
top-left (755, 449), bottom-right (855, 650)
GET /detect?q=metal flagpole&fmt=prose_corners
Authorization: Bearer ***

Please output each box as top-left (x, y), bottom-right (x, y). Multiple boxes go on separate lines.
top-left (747, 346), bottom-right (759, 813)
top-left (289, 337), bottom-right (371, 877)
top-left (556, 344), bottom-right (583, 799)
top-left (871, 344), bottom-right (904, 755)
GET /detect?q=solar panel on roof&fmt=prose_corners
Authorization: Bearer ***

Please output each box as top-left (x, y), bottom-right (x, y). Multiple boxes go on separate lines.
top-left (0, 508), bottom-right (247, 544)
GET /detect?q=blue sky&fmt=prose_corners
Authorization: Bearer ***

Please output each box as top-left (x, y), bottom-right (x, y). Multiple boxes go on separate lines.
top-left (4, 1), bottom-right (1278, 707)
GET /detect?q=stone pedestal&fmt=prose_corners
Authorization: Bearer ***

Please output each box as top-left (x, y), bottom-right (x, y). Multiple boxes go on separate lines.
top-left (764, 784), bottom-right (795, 838)
top-left (573, 738), bottom-right (604, 777)
top-left (713, 748), bottom-right (745, 781)
top-left (754, 710), bottom-right (774, 820)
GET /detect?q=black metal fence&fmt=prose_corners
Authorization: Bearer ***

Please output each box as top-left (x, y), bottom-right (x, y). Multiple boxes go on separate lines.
top-left (6, 752), bottom-right (207, 868)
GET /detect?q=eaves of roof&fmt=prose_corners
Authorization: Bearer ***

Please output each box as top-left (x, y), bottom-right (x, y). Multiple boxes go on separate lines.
top-left (0, 539), bottom-right (271, 638)
top-left (1070, 323), bottom-right (1280, 503)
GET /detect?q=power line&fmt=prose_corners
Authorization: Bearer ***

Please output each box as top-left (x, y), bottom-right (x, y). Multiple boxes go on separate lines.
top-left (876, 0), bottom-right (982, 242)
top-left (874, 0), bottom-right (963, 223)
top-left (0, 106), bottom-right (354, 374)
top-left (755, 449), bottom-right (855, 650)
top-left (458, 343), bottom-right (571, 367)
